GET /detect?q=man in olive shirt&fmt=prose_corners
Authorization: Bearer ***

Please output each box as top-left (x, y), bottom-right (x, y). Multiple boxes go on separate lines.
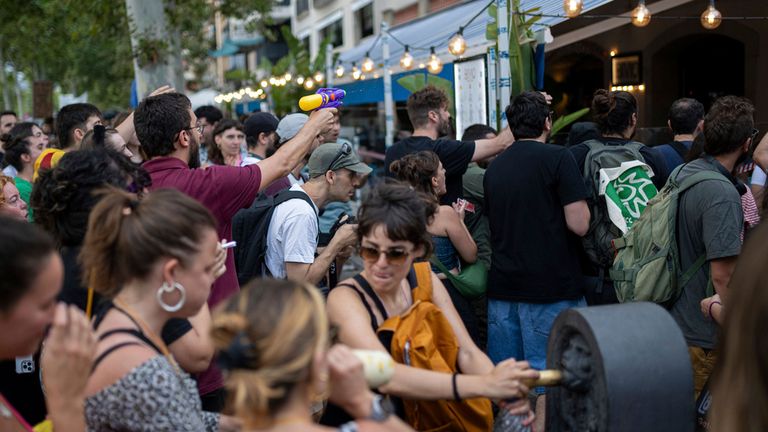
top-left (671, 96), bottom-right (754, 397)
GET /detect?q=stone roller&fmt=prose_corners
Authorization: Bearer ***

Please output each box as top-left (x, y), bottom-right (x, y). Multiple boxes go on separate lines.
top-left (517, 303), bottom-right (695, 432)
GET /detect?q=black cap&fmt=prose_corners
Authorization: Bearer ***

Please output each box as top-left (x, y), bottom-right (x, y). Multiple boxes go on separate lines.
top-left (244, 112), bottom-right (279, 139)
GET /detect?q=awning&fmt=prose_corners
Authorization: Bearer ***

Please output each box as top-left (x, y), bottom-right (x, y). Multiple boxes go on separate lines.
top-left (209, 36), bottom-right (266, 58)
top-left (339, 67), bottom-right (455, 106)
top-left (338, 0), bottom-right (616, 66)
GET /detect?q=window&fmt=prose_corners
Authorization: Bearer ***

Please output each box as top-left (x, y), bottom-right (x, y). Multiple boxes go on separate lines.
top-left (296, 0), bottom-right (309, 16)
top-left (356, 4), bottom-right (374, 40)
top-left (319, 19), bottom-right (344, 48)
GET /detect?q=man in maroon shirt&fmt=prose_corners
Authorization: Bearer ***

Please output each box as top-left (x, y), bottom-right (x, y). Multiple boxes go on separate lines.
top-left (134, 92), bottom-right (336, 410)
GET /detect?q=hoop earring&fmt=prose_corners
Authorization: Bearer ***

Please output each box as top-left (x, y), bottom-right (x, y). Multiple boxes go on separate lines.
top-left (156, 281), bottom-right (186, 313)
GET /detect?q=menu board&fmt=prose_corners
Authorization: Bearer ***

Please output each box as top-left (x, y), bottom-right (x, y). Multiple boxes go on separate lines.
top-left (454, 58), bottom-right (487, 138)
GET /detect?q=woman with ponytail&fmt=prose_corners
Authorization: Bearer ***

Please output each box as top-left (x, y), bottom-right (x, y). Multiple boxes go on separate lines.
top-left (212, 279), bottom-right (412, 431)
top-left (80, 187), bottom-right (239, 431)
top-left (80, 125), bottom-right (134, 159)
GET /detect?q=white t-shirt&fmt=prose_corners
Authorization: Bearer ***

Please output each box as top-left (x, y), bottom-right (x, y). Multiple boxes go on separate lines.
top-left (751, 166), bottom-right (766, 187)
top-left (265, 184), bottom-right (319, 278)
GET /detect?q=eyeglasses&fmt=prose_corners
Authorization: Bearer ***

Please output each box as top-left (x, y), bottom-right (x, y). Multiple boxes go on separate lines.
top-left (751, 128), bottom-right (759, 143)
top-left (359, 245), bottom-right (411, 265)
top-left (325, 142), bottom-right (352, 172)
top-left (175, 123), bottom-right (204, 142)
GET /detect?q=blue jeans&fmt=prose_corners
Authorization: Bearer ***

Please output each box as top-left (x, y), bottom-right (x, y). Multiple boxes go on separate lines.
top-left (487, 298), bottom-right (586, 393)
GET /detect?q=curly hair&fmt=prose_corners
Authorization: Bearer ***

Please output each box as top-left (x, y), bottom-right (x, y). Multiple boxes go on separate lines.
top-left (407, 85), bottom-right (450, 129)
top-left (31, 149), bottom-right (151, 247)
top-left (703, 96), bottom-right (755, 157)
top-left (0, 175), bottom-right (15, 207)
top-left (389, 151), bottom-right (441, 198)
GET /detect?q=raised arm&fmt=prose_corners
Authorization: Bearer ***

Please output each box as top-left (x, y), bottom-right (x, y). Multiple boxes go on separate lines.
top-left (257, 108), bottom-right (337, 191)
top-left (472, 126), bottom-right (515, 162)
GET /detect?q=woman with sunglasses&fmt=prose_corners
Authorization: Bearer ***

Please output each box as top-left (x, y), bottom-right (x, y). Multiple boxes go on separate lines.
top-left (326, 182), bottom-right (536, 429)
top-left (390, 151), bottom-right (482, 344)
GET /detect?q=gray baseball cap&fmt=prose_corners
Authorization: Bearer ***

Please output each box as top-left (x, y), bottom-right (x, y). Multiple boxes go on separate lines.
top-left (307, 143), bottom-right (372, 178)
top-left (276, 113), bottom-right (309, 144)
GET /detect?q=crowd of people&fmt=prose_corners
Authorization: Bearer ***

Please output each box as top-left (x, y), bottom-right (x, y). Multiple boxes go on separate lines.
top-left (0, 81), bottom-right (766, 432)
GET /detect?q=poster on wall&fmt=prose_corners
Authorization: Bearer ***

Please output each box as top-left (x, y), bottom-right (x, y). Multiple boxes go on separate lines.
top-left (454, 58), bottom-right (487, 138)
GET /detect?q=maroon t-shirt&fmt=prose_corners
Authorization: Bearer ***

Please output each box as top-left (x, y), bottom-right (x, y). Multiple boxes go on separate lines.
top-left (143, 157), bottom-right (262, 394)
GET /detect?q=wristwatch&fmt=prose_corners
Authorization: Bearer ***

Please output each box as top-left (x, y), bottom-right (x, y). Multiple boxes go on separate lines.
top-left (367, 394), bottom-right (395, 422)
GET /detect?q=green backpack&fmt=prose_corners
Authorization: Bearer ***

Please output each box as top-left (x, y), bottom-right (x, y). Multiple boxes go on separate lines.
top-left (610, 166), bottom-right (731, 304)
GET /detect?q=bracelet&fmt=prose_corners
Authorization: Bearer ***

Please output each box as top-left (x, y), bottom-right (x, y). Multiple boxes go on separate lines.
top-left (708, 300), bottom-right (722, 320)
top-left (452, 373), bottom-right (462, 401)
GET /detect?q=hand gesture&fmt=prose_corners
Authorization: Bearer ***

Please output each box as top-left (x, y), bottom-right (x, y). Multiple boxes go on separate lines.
top-left (327, 344), bottom-right (374, 418)
top-left (334, 224), bottom-right (358, 250)
top-left (41, 304), bottom-right (96, 417)
top-left (148, 85), bottom-right (175, 97)
top-left (484, 359), bottom-right (539, 400)
top-left (452, 199), bottom-right (468, 221)
top-left (213, 240), bottom-right (228, 279)
top-left (308, 108), bottom-right (339, 137)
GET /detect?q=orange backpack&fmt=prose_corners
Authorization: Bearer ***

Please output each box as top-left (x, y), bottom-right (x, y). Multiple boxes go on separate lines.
top-left (358, 262), bottom-right (493, 431)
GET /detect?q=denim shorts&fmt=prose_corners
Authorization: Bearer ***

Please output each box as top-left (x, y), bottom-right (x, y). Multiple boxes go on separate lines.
top-left (487, 297), bottom-right (586, 393)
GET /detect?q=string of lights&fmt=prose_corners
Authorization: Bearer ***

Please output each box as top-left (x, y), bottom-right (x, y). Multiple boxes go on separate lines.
top-left (216, 0), bottom-right (761, 102)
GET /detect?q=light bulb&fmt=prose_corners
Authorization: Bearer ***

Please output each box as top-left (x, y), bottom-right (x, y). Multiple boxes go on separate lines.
top-left (563, 0), bottom-right (583, 18)
top-left (284, 72), bottom-right (292, 81)
top-left (700, 2), bottom-right (722, 30)
top-left (279, 78), bottom-right (287, 86)
top-left (304, 78), bottom-right (315, 90)
top-left (362, 54), bottom-right (375, 73)
top-left (427, 48), bottom-right (443, 74)
top-left (448, 32), bottom-right (466, 56)
top-left (269, 77), bottom-right (277, 85)
top-left (400, 48), bottom-right (414, 70)
top-left (352, 64), bottom-right (361, 80)
top-left (260, 80), bottom-right (268, 88)
top-left (335, 64), bottom-right (345, 78)
top-left (631, 1), bottom-right (651, 27)
top-left (314, 71), bottom-right (324, 82)
top-left (296, 76), bottom-right (305, 85)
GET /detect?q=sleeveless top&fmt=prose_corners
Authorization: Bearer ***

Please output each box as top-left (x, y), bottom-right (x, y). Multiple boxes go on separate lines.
top-left (431, 235), bottom-right (460, 273)
top-left (85, 304), bottom-right (219, 431)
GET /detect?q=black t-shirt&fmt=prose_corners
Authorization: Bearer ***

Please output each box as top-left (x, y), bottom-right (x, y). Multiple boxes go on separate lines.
top-left (568, 137), bottom-right (669, 189)
top-left (0, 351), bottom-right (46, 425)
top-left (385, 136), bottom-right (475, 205)
top-left (484, 140), bottom-right (588, 302)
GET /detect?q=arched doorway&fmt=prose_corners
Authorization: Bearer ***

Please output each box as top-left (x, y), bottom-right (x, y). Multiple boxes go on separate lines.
top-left (546, 48), bottom-right (604, 116)
top-left (650, 34), bottom-right (745, 126)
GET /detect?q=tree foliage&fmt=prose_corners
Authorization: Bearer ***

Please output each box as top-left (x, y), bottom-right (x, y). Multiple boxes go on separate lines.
top-left (0, 0), bottom-right (272, 110)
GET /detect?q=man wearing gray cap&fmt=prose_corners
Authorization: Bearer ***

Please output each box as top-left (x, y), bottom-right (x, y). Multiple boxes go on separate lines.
top-left (265, 142), bottom-right (371, 284)
top-left (262, 113), bottom-right (323, 196)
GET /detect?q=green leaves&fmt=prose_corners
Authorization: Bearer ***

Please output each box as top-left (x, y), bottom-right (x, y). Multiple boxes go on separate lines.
top-left (551, 108), bottom-right (590, 137)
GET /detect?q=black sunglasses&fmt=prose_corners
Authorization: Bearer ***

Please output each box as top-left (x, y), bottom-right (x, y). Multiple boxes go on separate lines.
top-left (325, 142), bottom-right (352, 172)
top-left (359, 246), bottom-right (411, 265)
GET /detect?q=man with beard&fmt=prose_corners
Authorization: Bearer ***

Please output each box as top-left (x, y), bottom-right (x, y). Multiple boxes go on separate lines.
top-left (134, 92), bottom-right (337, 412)
top-left (384, 86), bottom-right (514, 205)
top-left (670, 96), bottom-right (753, 398)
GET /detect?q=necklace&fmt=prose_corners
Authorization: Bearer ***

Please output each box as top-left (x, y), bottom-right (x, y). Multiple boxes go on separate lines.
top-left (112, 298), bottom-right (181, 374)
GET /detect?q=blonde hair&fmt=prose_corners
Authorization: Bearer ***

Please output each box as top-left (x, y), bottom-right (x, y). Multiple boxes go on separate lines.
top-left (211, 279), bottom-right (328, 428)
top-left (710, 222), bottom-right (768, 432)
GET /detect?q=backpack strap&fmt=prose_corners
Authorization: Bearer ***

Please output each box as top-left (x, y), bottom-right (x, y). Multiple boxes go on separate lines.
top-left (274, 189), bottom-right (321, 234)
top-left (411, 262), bottom-right (433, 302)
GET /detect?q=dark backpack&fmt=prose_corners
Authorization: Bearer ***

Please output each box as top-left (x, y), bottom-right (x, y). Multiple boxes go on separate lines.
top-left (580, 139), bottom-right (655, 268)
top-left (231, 190), bottom-right (315, 286)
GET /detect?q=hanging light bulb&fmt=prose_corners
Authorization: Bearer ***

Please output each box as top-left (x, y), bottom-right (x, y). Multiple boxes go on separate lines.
top-left (400, 46), bottom-right (414, 70)
top-left (352, 63), bottom-right (362, 80)
top-left (448, 29), bottom-right (466, 57)
top-left (269, 77), bottom-right (277, 85)
top-left (260, 80), bottom-right (268, 88)
top-left (631, 0), bottom-right (651, 27)
top-left (427, 47), bottom-right (443, 74)
top-left (284, 72), bottom-right (292, 81)
top-left (313, 71), bottom-right (324, 83)
top-left (700, 0), bottom-right (722, 30)
top-left (304, 78), bottom-right (315, 90)
top-left (296, 76), bottom-right (305, 85)
top-left (362, 53), bottom-right (375, 73)
top-left (335, 63), bottom-right (345, 78)
top-left (563, 0), bottom-right (583, 18)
